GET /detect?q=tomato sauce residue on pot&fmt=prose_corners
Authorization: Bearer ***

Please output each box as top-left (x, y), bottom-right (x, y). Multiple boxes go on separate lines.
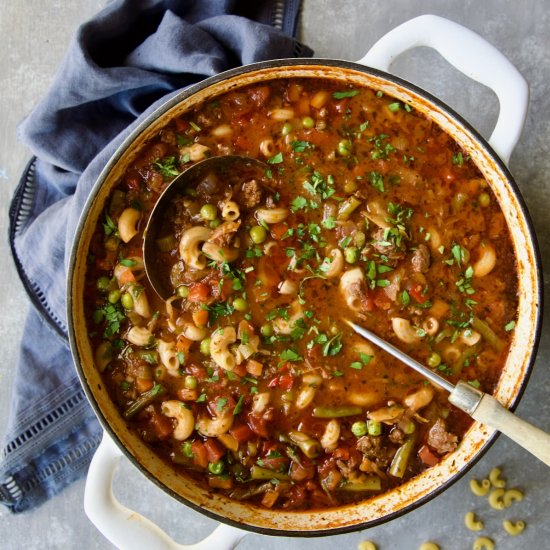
top-left (84, 78), bottom-right (518, 510)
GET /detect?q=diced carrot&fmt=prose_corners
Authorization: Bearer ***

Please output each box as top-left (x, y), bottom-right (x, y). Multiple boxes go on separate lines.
top-left (135, 378), bottom-right (154, 393)
top-left (418, 444), bottom-right (440, 467)
top-left (192, 308), bottom-right (209, 327)
top-left (230, 423), bottom-right (254, 443)
top-left (204, 438), bottom-right (226, 463)
top-left (175, 335), bottom-right (192, 353)
top-left (261, 490), bottom-right (279, 508)
top-left (208, 475), bottom-right (233, 490)
top-left (117, 267), bottom-right (136, 285)
top-left (191, 440), bottom-right (208, 469)
top-left (246, 359), bottom-right (263, 377)
top-left (188, 283), bottom-right (210, 302)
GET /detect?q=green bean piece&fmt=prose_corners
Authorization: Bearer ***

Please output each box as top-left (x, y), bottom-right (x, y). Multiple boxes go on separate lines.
top-left (121, 292), bottom-right (134, 310)
top-left (200, 203), bottom-right (217, 221)
top-left (177, 285), bottom-right (189, 298)
top-left (453, 345), bottom-right (480, 375)
top-left (123, 383), bottom-right (166, 419)
top-left (312, 405), bottom-right (363, 418)
top-left (250, 465), bottom-right (290, 481)
top-left (108, 289), bottom-right (121, 304)
top-left (340, 475), bottom-right (382, 492)
top-left (367, 419), bottom-right (382, 436)
top-left (337, 139), bottom-right (352, 156)
top-left (302, 116), bottom-right (315, 129)
top-left (351, 421), bottom-right (368, 437)
top-left (337, 196), bottom-right (361, 221)
top-left (233, 297), bottom-right (248, 312)
top-left (471, 317), bottom-right (504, 351)
top-left (155, 234), bottom-right (176, 252)
top-left (288, 431), bottom-right (322, 458)
top-left (389, 436), bottom-right (416, 478)
top-left (96, 276), bottom-right (111, 293)
top-left (344, 246), bottom-right (359, 264)
top-left (208, 461), bottom-right (225, 475)
top-left (182, 441), bottom-right (193, 458)
top-left (249, 225), bottom-right (267, 244)
top-left (184, 375), bottom-right (198, 390)
top-left (200, 338), bottom-right (211, 355)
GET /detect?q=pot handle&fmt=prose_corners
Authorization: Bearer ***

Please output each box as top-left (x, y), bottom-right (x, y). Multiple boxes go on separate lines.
top-left (84, 432), bottom-right (246, 550)
top-left (357, 14), bottom-right (529, 164)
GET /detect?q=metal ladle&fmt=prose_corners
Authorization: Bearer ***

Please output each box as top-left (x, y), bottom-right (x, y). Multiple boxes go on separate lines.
top-left (346, 320), bottom-right (550, 467)
top-left (143, 155), bottom-right (270, 300)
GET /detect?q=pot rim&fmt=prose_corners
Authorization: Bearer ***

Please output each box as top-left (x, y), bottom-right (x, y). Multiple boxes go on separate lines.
top-left (67, 57), bottom-right (544, 537)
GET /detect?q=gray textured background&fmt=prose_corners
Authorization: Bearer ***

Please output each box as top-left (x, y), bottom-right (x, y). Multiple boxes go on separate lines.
top-left (1, 1), bottom-right (549, 548)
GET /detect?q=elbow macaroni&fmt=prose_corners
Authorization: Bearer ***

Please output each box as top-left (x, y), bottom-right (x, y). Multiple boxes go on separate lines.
top-left (179, 226), bottom-right (212, 270)
top-left (210, 327), bottom-right (237, 371)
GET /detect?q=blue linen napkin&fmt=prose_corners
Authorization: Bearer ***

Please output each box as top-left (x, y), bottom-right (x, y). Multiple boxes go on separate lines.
top-left (1, 0), bottom-right (312, 513)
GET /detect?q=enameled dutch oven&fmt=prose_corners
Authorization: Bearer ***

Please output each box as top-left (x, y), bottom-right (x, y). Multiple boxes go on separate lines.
top-left (67, 15), bottom-right (542, 549)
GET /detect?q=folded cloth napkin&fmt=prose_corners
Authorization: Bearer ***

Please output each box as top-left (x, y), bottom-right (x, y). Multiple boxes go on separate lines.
top-left (1, 0), bottom-right (312, 513)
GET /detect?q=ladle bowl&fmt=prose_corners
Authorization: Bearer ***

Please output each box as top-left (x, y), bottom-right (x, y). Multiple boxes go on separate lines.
top-left (143, 155), bottom-right (269, 300)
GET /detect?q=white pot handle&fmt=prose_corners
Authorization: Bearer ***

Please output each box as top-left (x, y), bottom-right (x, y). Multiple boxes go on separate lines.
top-left (357, 14), bottom-right (529, 164)
top-left (84, 432), bottom-right (246, 550)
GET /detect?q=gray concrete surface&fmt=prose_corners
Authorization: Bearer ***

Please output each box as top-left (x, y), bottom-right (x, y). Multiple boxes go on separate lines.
top-left (1, 1), bottom-right (549, 548)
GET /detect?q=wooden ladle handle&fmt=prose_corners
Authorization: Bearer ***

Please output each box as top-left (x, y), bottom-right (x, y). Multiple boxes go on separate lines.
top-left (471, 393), bottom-right (550, 467)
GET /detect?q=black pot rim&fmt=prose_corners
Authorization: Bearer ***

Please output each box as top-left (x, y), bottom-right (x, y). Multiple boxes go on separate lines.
top-left (67, 56), bottom-right (544, 538)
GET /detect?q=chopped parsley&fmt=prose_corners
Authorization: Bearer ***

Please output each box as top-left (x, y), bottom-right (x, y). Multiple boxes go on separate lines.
top-left (280, 348), bottom-right (302, 363)
top-left (369, 171), bottom-right (385, 193)
top-left (333, 90), bottom-right (360, 99)
top-left (103, 213), bottom-right (118, 237)
top-left (504, 320), bottom-right (516, 332)
top-left (154, 156), bottom-right (180, 178)
top-left (268, 152), bottom-right (284, 164)
top-left (291, 140), bottom-right (314, 152)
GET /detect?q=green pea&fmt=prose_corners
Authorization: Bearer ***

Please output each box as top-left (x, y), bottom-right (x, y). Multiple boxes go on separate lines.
top-left (233, 297), bottom-right (248, 312)
top-left (200, 203), bottom-right (217, 221)
top-left (427, 352), bottom-right (441, 368)
top-left (184, 375), bottom-right (198, 390)
top-left (351, 421), bottom-right (368, 437)
top-left (182, 441), bottom-right (193, 458)
top-left (200, 338), bottom-right (211, 355)
top-left (344, 246), bottom-right (359, 264)
top-left (281, 122), bottom-right (293, 136)
top-left (260, 323), bottom-right (274, 337)
top-left (353, 230), bottom-right (366, 247)
top-left (96, 276), bottom-right (111, 293)
top-left (337, 139), bottom-right (352, 156)
top-left (478, 192), bottom-right (491, 207)
top-left (108, 289), bottom-right (121, 304)
top-left (302, 116), bottom-right (315, 129)
top-left (177, 285), bottom-right (189, 298)
top-left (403, 420), bottom-right (416, 435)
top-left (209, 219), bottom-right (221, 228)
top-left (249, 225), bottom-right (267, 244)
top-left (367, 420), bottom-right (382, 436)
top-left (208, 461), bottom-right (225, 475)
top-left (121, 292), bottom-right (134, 310)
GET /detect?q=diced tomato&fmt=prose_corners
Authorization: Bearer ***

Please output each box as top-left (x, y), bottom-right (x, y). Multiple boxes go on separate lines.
top-left (418, 444), bottom-right (440, 467)
top-left (247, 413), bottom-right (269, 438)
top-left (270, 222), bottom-right (289, 240)
top-left (174, 118), bottom-right (189, 132)
top-left (124, 171), bottom-right (142, 191)
top-left (232, 363), bottom-right (247, 377)
top-left (278, 373), bottom-right (295, 391)
top-left (191, 440), bottom-right (208, 469)
top-left (204, 438), bottom-right (226, 463)
top-left (361, 294), bottom-right (376, 312)
top-left (230, 423), bottom-right (254, 443)
top-left (248, 86), bottom-right (271, 107)
top-left (409, 283), bottom-right (429, 304)
top-left (188, 283), bottom-right (210, 302)
top-left (331, 447), bottom-right (350, 461)
top-left (261, 454), bottom-right (289, 472)
top-left (186, 363), bottom-right (207, 381)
